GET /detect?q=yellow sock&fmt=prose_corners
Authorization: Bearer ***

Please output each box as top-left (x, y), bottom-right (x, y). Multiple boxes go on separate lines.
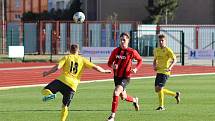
top-left (163, 88), bottom-right (176, 97)
top-left (158, 89), bottom-right (164, 107)
top-left (61, 106), bottom-right (68, 121)
top-left (41, 89), bottom-right (53, 96)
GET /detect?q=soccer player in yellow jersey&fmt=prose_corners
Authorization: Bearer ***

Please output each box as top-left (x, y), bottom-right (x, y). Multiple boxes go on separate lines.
top-left (153, 34), bottom-right (181, 111)
top-left (42, 44), bottom-right (111, 121)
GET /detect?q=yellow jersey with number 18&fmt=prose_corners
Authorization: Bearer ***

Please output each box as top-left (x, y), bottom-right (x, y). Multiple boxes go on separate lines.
top-left (153, 47), bottom-right (176, 75)
top-left (56, 54), bottom-right (95, 91)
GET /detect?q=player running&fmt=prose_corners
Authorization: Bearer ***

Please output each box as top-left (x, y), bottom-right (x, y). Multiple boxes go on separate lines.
top-left (153, 34), bottom-right (181, 111)
top-left (107, 32), bottom-right (142, 121)
top-left (42, 44), bottom-right (111, 121)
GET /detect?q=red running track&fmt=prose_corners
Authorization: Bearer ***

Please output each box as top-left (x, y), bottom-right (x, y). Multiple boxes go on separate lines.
top-left (0, 62), bottom-right (215, 87)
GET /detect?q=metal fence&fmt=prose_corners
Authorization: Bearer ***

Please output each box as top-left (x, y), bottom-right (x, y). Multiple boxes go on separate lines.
top-left (0, 22), bottom-right (215, 65)
top-left (130, 29), bottom-right (184, 64)
top-left (159, 25), bottom-right (215, 51)
top-left (0, 21), bottom-right (139, 54)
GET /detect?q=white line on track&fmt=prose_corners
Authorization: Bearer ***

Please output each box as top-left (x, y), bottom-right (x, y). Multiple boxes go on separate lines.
top-left (1, 72), bottom-right (215, 90)
top-left (0, 66), bottom-right (54, 71)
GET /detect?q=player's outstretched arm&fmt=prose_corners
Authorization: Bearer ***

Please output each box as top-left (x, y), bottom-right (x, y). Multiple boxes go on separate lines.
top-left (43, 64), bottom-right (59, 77)
top-left (93, 65), bottom-right (111, 73)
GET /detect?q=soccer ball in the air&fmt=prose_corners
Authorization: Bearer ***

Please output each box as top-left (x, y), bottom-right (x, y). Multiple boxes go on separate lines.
top-left (73, 12), bottom-right (85, 23)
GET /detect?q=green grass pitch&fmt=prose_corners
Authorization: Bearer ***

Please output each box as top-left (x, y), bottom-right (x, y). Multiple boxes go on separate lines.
top-left (0, 74), bottom-right (215, 121)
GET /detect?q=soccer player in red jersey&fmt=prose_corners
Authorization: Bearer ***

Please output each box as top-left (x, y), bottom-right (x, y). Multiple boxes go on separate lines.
top-left (107, 32), bottom-right (142, 121)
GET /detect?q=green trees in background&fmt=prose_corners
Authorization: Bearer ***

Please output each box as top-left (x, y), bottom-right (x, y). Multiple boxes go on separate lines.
top-left (22, 0), bottom-right (83, 21)
top-left (144, 0), bottom-right (179, 24)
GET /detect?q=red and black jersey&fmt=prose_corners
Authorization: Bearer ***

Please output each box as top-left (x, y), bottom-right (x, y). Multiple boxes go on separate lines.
top-left (108, 47), bottom-right (142, 78)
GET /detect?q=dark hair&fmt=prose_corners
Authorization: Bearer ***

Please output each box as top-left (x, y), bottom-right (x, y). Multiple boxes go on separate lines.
top-left (70, 44), bottom-right (79, 52)
top-left (158, 34), bottom-right (166, 39)
top-left (120, 32), bottom-right (130, 39)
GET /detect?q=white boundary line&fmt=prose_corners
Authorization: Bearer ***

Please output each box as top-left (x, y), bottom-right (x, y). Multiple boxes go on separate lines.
top-left (0, 66), bottom-right (53, 71)
top-left (0, 72), bottom-right (215, 90)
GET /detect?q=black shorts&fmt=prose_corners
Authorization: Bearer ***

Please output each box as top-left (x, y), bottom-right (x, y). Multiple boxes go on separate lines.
top-left (114, 76), bottom-right (130, 90)
top-left (154, 73), bottom-right (169, 87)
top-left (44, 79), bottom-right (75, 106)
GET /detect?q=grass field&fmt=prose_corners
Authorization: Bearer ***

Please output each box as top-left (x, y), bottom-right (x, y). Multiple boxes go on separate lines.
top-left (0, 74), bottom-right (215, 121)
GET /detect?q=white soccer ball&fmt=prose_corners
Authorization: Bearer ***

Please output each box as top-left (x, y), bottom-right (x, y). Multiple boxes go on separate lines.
top-left (73, 12), bottom-right (85, 24)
